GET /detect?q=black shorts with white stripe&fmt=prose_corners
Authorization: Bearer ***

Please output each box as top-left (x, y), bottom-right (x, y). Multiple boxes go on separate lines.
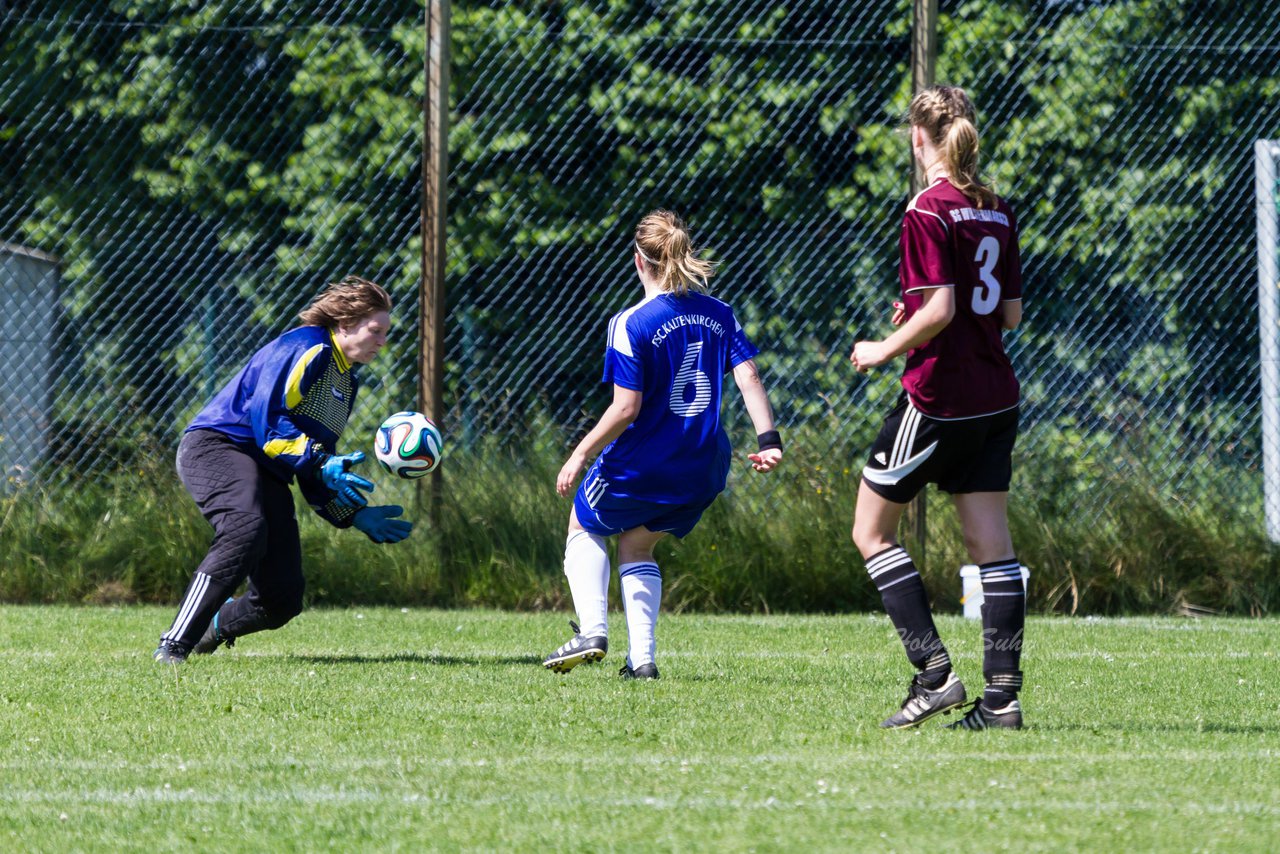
top-left (861, 394), bottom-right (1019, 504)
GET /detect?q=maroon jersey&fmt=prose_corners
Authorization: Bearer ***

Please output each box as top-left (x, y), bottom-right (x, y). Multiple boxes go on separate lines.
top-left (898, 177), bottom-right (1022, 418)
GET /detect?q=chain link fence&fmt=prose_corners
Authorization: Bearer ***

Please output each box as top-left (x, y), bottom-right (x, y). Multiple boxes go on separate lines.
top-left (2, 1), bottom-right (1278, 525)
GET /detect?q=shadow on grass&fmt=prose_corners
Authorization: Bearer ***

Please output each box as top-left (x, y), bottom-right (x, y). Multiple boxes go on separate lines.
top-left (292, 652), bottom-right (542, 667)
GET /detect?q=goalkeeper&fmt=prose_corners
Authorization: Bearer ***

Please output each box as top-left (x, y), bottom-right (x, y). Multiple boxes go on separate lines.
top-left (153, 276), bottom-right (413, 664)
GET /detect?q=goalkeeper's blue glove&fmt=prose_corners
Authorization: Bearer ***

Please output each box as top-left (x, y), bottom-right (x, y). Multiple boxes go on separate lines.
top-left (318, 450), bottom-right (375, 509)
top-left (353, 505), bottom-right (413, 544)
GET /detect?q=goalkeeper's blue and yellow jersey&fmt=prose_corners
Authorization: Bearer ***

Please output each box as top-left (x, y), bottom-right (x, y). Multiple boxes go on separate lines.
top-left (186, 325), bottom-right (359, 525)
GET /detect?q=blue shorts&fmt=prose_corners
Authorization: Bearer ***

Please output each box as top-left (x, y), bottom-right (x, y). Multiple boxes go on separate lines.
top-left (573, 483), bottom-right (717, 539)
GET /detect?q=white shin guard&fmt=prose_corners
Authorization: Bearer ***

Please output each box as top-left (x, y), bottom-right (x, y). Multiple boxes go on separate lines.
top-left (564, 530), bottom-right (609, 638)
top-left (619, 561), bottom-right (662, 668)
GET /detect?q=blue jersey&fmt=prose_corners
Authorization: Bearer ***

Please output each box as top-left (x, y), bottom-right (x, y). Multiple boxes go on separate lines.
top-left (591, 291), bottom-right (759, 504)
top-left (187, 325), bottom-right (359, 526)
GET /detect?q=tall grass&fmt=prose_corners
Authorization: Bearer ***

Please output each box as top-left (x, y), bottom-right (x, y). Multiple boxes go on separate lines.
top-left (0, 456), bottom-right (207, 604)
top-left (2, 437), bottom-right (1277, 615)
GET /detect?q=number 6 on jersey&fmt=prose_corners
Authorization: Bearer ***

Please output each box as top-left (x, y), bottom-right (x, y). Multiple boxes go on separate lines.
top-left (669, 342), bottom-right (712, 417)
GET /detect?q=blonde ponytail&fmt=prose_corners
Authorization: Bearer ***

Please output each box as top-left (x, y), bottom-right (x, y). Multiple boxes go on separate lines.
top-left (634, 210), bottom-right (715, 296)
top-left (908, 85), bottom-right (998, 209)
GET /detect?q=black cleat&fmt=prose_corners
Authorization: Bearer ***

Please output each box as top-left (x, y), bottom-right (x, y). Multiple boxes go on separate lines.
top-left (619, 663), bottom-right (660, 680)
top-left (153, 639), bottom-right (191, 664)
top-left (880, 671), bottom-right (967, 729)
top-left (946, 699), bottom-right (1023, 730)
top-left (192, 605), bottom-right (236, 655)
top-left (543, 621), bottom-right (607, 674)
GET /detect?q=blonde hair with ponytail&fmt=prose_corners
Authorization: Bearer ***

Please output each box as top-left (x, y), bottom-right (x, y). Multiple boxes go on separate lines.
top-left (634, 210), bottom-right (715, 296)
top-left (908, 85), bottom-right (997, 209)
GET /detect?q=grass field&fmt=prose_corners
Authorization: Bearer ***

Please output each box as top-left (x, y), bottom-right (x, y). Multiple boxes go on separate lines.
top-left (1, 607), bottom-right (1277, 852)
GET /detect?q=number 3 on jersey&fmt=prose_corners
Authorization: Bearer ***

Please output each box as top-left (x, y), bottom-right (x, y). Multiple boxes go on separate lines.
top-left (971, 235), bottom-right (1002, 315)
top-left (669, 341), bottom-right (712, 417)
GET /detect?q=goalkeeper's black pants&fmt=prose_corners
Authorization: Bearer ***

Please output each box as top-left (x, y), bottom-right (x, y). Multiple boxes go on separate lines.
top-left (159, 429), bottom-right (305, 650)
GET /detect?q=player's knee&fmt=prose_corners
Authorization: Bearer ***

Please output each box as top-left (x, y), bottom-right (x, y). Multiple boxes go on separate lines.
top-left (618, 545), bottom-right (654, 565)
top-left (851, 521), bottom-right (889, 559)
top-left (961, 527), bottom-right (984, 560)
top-left (617, 544), bottom-right (652, 566)
top-left (209, 513), bottom-right (269, 570)
top-left (259, 596), bottom-right (303, 629)
top-left (564, 529), bottom-right (607, 564)
top-left (963, 529), bottom-right (1014, 566)
top-left (618, 529), bottom-right (666, 565)
top-left (566, 528), bottom-right (604, 550)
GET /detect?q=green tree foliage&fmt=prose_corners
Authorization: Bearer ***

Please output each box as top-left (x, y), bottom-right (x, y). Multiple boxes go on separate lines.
top-left (1, 0), bottom-right (1276, 514)
top-left (938, 0), bottom-right (1280, 499)
top-left (445, 1), bottom-right (908, 440)
top-left (1, 2), bottom-right (424, 464)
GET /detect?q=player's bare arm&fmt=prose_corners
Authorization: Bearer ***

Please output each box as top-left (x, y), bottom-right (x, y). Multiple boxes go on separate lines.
top-left (851, 286), bottom-right (955, 373)
top-left (556, 385), bottom-right (643, 496)
top-left (732, 358), bottom-right (782, 473)
top-left (1000, 298), bottom-right (1023, 330)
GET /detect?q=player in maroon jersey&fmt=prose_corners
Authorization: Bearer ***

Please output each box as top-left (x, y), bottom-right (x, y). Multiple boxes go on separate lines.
top-left (850, 85), bottom-right (1026, 730)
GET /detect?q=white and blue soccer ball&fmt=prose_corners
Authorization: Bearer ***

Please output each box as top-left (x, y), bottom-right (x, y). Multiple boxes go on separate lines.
top-left (374, 411), bottom-right (443, 479)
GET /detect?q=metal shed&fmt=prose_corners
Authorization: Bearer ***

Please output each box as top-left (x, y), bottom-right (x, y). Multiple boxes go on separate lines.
top-left (0, 242), bottom-right (59, 485)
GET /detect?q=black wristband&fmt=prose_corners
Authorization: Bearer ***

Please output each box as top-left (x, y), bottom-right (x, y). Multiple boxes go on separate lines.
top-left (756, 430), bottom-right (782, 453)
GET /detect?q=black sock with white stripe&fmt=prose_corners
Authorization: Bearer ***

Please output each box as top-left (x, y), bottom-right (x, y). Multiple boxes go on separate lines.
top-left (866, 545), bottom-right (949, 682)
top-left (985, 671), bottom-right (1023, 708)
top-left (979, 558), bottom-right (1026, 705)
top-left (159, 571), bottom-right (238, 650)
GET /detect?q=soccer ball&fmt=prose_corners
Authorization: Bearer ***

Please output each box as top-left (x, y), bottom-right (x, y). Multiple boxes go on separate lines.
top-left (374, 411), bottom-right (443, 478)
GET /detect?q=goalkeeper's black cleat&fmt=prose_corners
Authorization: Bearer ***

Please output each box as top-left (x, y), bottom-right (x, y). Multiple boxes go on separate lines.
top-left (619, 662), bottom-right (660, 680)
top-left (946, 699), bottom-right (1023, 730)
top-left (192, 603), bottom-right (236, 655)
top-left (879, 671), bottom-right (967, 729)
top-left (153, 639), bottom-right (191, 664)
top-left (542, 620), bottom-right (607, 673)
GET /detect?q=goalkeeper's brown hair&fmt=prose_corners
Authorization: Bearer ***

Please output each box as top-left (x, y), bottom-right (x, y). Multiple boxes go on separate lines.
top-left (298, 275), bottom-right (392, 328)
top-left (634, 210), bottom-right (715, 297)
top-left (909, 85), bottom-right (998, 209)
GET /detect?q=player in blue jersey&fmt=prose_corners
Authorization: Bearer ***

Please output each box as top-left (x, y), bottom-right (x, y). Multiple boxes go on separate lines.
top-left (543, 210), bottom-right (783, 680)
top-left (153, 276), bottom-right (413, 664)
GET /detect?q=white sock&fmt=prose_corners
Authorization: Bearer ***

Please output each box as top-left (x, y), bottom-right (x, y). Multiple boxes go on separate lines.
top-left (619, 561), bottom-right (662, 668)
top-left (564, 530), bottom-right (609, 638)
